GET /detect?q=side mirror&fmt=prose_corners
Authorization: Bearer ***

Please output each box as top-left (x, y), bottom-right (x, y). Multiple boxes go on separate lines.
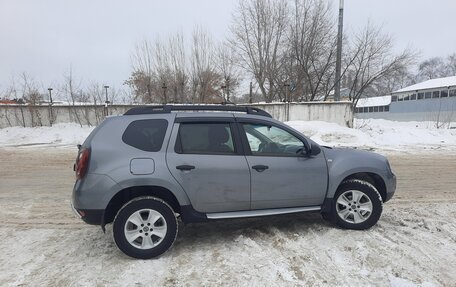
top-left (305, 142), bottom-right (321, 156)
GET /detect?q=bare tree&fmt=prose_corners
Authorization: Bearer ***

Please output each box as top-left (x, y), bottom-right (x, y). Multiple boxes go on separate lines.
top-left (1, 77), bottom-right (21, 127)
top-left (190, 26), bottom-right (221, 103)
top-left (128, 33), bottom-right (191, 104)
top-left (364, 65), bottom-right (416, 97)
top-left (168, 31), bottom-right (188, 103)
top-left (447, 53), bottom-right (456, 76)
top-left (61, 69), bottom-right (84, 127)
top-left (19, 73), bottom-right (44, 126)
top-left (214, 42), bottom-right (242, 102)
top-left (289, 0), bottom-right (337, 101)
top-left (231, 0), bottom-right (288, 102)
top-left (345, 23), bottom-right (416, 108)
top-left (418, 57), bottom-right (447, 80)
top-left (129, 39), bottom-right (154, 103)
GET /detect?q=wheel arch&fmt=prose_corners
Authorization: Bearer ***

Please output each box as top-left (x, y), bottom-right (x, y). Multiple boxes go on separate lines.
top-left (102, 185), bottom-right (181, 231)
top-left (339, 172), bottom-right (387, 202)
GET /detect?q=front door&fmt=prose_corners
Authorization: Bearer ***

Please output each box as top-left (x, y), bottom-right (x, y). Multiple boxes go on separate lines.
top-left (239, 121), bottom-right (328, 209)
top-left (167, 120), bottom-right (251, 213)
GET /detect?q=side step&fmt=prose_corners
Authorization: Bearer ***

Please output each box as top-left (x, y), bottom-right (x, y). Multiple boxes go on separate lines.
top-left (206, 206), bottom-right (321, 219)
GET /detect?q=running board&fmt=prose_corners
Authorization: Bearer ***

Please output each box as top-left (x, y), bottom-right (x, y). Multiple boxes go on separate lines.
top-left (206, 206), bottom-right (321, 219)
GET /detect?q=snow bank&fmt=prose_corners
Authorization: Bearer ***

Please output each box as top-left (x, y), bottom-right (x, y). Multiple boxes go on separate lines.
top-left (0, 119), bottom-right (455, 152)
top-left (0, 123), bottom-right (94, 148)
top-left (287, 118), bottom-right (456, 152)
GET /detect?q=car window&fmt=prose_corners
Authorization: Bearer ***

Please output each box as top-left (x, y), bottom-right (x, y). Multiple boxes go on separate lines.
top-left (122, 119), bottom-right (168, 152)
top-left (177, 123), bottom-right (236, 155)
top-left (243, 123), bottom-right (304, 156)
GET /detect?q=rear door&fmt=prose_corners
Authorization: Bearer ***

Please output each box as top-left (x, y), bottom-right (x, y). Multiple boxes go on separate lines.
top-left (166, 117), bottom-right (251, 213)
top-left (237, 119), bottom-right (328, 209)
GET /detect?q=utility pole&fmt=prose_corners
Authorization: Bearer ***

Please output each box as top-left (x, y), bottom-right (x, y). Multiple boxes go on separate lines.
top-left (249, 81), bottom-right (253, 104)
top-left (226, 78), bottom-right (230, 103)
top-left (221, 85), bottom-right (227, 104)
top-left (48, 88), bottom-right (53, 126)
top-left (334, 0), bottom-right (344, 101)
top-left (162, 83), bottom-right (167, 104)
top-left (104, 85), bottom-right (110, 116)
top-left (283, 82), bottom-right (290, 121)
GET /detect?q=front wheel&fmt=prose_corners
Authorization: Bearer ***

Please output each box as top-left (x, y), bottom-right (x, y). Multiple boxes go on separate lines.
top-left (332, 179), bottom-right (383, 230)
top-left (113, 196), bottom-right (178, 259)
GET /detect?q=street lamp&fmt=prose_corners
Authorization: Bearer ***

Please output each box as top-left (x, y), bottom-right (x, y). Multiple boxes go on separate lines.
top-left (162, 83), bottom-right (167, 104)
top-left (48, 88), bottom-right (53, 126)
top-left (104, 85), bottom-right (110, 116)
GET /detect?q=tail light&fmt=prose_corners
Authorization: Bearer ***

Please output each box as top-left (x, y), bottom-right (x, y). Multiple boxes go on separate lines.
top-left (75, 148), bottom-right (90, 179)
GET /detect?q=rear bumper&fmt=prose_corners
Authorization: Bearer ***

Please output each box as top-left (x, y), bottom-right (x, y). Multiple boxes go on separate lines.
top-left (71, 202), bottom-right (103, 225)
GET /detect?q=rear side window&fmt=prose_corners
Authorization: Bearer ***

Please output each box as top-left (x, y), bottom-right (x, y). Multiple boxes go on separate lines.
top-left (175, 123), bottom-right (236, 155)
top-left (122, 119), bottom-right (168, 152)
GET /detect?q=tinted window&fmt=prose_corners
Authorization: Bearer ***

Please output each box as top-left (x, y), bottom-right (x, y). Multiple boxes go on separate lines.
top-left (391, 96), bottom-right (398, 102)
top-left (176, 123), bottom-right (235, 155)
top-left (384, 105), bottom-right (390, 112)
top-left (417, 93), bottom-right (424, 100)
top-left (432, 91), bottom-right (440, 98)
top-left (441, 90), bottom-right (448, 97)
top-left (450, 89), bottom-right (456, 97)
top-left (411, 94), bottom-right (417, 100)
top-left (425, 92), bottom-right (432, 99)
top-left (243, 123), bottom-right (304, 156)
top-left (122, 119), bottom-right (168, 152)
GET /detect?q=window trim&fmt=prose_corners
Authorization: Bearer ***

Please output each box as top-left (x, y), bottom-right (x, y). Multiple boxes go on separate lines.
top-left (174, 121), bottom-right (244, 156)
top-left (122, 119), bottom-right (168, 152)
top-left (236, 119), bottom-right (311, 157)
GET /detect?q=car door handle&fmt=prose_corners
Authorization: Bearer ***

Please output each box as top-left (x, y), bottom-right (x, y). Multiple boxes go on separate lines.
top-left (176, 165), bottom-right (195, 171)
top-left (252, 165), bottom-right (269, 172)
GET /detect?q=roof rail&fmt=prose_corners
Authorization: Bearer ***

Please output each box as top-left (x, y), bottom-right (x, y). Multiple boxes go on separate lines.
top-left (124, 105), bottom-right (272, 118)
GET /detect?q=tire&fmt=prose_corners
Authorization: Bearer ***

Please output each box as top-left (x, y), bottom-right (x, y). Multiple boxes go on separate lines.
top-left (113, 196), bottom-right (178, 259)
top-left (332, 179), bottom-right (383, 230)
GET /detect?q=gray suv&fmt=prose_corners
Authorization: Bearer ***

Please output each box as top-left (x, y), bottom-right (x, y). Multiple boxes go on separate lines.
top-left (72, 105), bottom-right (396, 259)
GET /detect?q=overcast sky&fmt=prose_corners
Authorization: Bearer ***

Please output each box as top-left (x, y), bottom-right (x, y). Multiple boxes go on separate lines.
top-left (1, 0), bottom-right (455, 92)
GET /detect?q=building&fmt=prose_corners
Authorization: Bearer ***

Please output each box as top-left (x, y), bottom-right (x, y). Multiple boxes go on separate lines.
top-left (355, 76), bottom-right (456, 122)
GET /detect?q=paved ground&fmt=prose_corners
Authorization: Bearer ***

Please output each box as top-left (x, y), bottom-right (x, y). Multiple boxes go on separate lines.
top-left (0, 148), bottom-right (455, 286)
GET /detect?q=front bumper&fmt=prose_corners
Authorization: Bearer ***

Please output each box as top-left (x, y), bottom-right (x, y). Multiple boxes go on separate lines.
top-left (384, 173), bottom-right (396, 202)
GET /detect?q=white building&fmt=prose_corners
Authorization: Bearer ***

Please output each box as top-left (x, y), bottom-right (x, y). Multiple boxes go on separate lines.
top-left (355, 76), bottom-right (456, 122)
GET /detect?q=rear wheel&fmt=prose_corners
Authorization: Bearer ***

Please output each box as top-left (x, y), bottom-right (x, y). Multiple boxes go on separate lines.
top-left (332, 179), bottom-right (383, 230)
top-left (113, 196), bottom-right (178, 259)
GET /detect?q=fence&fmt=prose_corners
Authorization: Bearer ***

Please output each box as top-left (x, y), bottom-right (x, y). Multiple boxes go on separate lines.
top-left (247, 102), bottom-right (353, 127)
top-left (0, 102), bottom-right (354, 128)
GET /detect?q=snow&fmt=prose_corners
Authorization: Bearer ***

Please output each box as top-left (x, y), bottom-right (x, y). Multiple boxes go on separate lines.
top-left (1, 119), bottom-right (456, 152)
top-left (1, 126), bottom-right (456, 285)
top-left (393, 76), bottom-right (456, 94)
top-left (0, 123), bottom-right (94, 148)
top-left (287, 119), bottom-right (456, 152)
top-left (356, 95), bottom-right (391, 107)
